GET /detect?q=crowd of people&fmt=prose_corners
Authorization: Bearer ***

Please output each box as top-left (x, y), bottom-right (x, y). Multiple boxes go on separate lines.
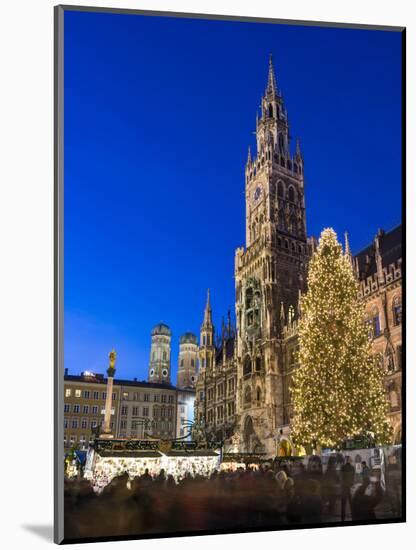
top-left (64, 454), bottom-right (401, 540)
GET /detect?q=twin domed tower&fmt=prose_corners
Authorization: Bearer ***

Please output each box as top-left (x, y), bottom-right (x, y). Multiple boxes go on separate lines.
top-left (147, 323), bottom-right (198, 389)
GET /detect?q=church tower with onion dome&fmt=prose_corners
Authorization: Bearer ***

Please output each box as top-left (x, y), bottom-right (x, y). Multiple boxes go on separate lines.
top-left (148, 323), bottom-right (172, 384)
top-left (177, 332), bottom-right (198, 389)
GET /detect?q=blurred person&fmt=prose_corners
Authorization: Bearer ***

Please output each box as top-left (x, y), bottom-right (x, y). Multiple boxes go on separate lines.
top-left (340, 456), bottom-right (355, 521)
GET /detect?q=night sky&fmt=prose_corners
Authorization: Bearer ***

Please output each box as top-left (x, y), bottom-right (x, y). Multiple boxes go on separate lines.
top-left (64, 10), bottom-right (402, 382)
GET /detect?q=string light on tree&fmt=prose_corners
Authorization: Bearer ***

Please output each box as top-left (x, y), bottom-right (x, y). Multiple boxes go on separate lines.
top-left (290, 228), bottom-right (392, 451)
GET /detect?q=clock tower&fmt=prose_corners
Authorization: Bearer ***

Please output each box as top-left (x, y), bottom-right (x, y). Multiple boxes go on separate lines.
top-left (234, 55), bottom-right (309, 454)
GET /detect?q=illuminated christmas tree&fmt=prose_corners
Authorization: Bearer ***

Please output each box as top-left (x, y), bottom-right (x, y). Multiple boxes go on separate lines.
top-left (291, 228), bottom-right (392, 450)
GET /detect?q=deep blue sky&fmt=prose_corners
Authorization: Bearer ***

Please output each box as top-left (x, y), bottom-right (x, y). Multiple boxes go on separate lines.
top-left (64, 11), bottom-right (402, 382)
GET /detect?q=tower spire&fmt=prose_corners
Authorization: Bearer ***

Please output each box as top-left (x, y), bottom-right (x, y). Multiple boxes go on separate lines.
top-left (344, 231), bottom-right (351, 255)
top-left (266, 53), bottom-right (277, 93)
top-left (280, 301), bottom-right (286, 326)
top-left (203, 288), bottom-right (212, 325)
top-left (296, 138), bottom-right (302, 158)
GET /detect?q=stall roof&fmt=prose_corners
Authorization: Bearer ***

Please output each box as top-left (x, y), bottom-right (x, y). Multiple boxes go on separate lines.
top-left (99, 451), bottom-right (162, 458)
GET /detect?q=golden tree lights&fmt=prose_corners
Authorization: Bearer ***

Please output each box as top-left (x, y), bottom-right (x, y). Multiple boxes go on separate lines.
top-left (290, 228), bottom-right (392, 450)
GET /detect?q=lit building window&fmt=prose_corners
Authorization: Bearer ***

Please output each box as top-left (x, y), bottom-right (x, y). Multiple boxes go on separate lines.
top-left (65, 388), bottom-right (71, 397)
top-left (75, 389), bottom-right (81, 398)
top-left (393, 296), bottom-right (402, 325)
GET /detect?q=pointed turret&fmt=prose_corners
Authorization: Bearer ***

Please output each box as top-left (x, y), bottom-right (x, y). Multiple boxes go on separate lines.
top-left (280, 301), bottom-right (286, 326)
top-left (266, 53), bottom-right (277, 94)
top-left (344, 231), bottom-right (350, 255)
top-left (295, 138), bottom-right (302, 160)
top-left (199, 289), bottom-right (215, 371)
top-left (247, 145), bottom-right (252, 165)
top-left (297, 289), bottom-right (302, 318)
top-left (203, 288), bottom-right (212, 326)
top-left (374, 229), bottom-right (385, 283)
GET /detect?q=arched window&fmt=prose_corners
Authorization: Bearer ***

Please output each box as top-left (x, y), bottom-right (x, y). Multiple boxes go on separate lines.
top-left (256, 387), bottom-right (261, 402)
top-left (268, 104), bottom-right (273, 118)
top-left (293, 162), bottom-right (298, 173)
top-left (180, 359), bottom-right (184, 367)
top-left (288, 186), bottom-right (296, 202)
top-left (243, 356), bottom-right (252, 376)
top-left (284, 240), bottom-right (289, 249)
top-left (278, 210), bottom-right (285, 229)
top-left (163, 351), bottom-right (167, 360)
top-left (276, 104), bottom-right (280, 119)
top-left (191, 359), bottom-right (194, 367)
top-left (392, 296), bottom-right (402, 325)
top-left (372, 307), bottom-right (381, 337)
top-left (246, 287), bottom-right (253, 309)
top-left (202, 335), bottom-right (206, 346)
top-left (255, 357), bottom-right (262, 371)
top-left (277, 181), bottom-right (284, 197)
top-left (244, 385), bottom-right (252, 403)
top-left (289, 215), bottom-right (297, 234)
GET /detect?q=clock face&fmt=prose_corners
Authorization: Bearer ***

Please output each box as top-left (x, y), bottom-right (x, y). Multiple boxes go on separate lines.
top-left (253, 185), bottom-right (262, 202)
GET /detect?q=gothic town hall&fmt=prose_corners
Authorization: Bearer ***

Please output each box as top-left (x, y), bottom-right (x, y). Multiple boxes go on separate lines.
top-left (194, 56), bottom-right (402, 456)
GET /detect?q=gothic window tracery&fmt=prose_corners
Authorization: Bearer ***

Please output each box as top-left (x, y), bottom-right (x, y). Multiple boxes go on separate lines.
top-left (366, 307), bottom-right (381, 338)
top-left (243, 356), bottom-right (252, 376)
top-left (255, 356), bottom-right (262, 371)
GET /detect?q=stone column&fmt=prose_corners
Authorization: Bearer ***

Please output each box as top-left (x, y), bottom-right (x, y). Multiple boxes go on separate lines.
top-left (100, 349), bottom-right (116, 439)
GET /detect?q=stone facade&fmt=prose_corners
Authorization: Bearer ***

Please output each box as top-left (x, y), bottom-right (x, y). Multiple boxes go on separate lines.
top-left (64, 324), bottom-right (197, 450)
top-left (194, 56), bottom-right (402, 455)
